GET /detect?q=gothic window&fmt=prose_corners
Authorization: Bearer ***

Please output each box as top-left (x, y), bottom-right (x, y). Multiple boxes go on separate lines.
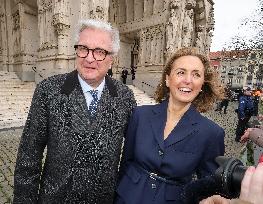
top-left (221, 65), bottom-right (226, 73)
top-left (236, 77), bottom-right (242, 84)
top-left (237, 66), bottom-right (243, 73)
top-left (247, 75), bottom-right (252, 85)
top-left (250, 53), bottom-right (256, 59)
top-left (227, 77), bottom-right (233, 85)
top-left (256, 69), bottom-right (263, 77)
top-left (248, 64), bottom-right (254, 73)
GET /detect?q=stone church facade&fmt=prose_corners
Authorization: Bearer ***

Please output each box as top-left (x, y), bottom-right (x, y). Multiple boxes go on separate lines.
top-left (0, 0), bottom-right (214, 95)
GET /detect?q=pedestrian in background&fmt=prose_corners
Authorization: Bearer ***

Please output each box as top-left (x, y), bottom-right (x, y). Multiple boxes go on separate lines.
top-left (252, 87), bottom-right (261, 116)
top-left (235, 87), bottom-right (254, 142)
top-left (131, 66), bottom-right (136, 80)
top-left (220, 87), bottom-right (231, 114)
top-left (121, 67), bottom-right (128, 84)
top-left (107, 68), bottom-right (113, 77)
top-left (13, 18), bottom-right (136, 203)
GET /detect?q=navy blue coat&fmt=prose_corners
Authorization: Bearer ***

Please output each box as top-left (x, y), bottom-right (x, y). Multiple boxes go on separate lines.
top-left (237, 95), bottom-right (254, 119)
top-left (115, 101), bottom-right (225, 204)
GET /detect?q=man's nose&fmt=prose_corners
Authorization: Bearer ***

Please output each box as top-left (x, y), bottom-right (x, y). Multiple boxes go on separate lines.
top-left (84, 51), bottom-right (95, 62)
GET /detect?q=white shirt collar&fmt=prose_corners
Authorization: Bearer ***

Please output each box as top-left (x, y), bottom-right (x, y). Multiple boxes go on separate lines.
top-left (78, 74), bottom-right (105, 99)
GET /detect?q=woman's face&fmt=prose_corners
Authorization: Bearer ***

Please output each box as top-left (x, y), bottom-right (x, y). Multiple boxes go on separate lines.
top-left (166, 55), bottom-right (205, 105)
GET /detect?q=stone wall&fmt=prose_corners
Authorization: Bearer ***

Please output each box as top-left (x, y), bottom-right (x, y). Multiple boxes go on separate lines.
top-left (0, 0), bottom-right (215, 94)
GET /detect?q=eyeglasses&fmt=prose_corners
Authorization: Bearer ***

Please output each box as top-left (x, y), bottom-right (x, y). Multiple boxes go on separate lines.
top-left (74, 45), bottom-right (113, 61)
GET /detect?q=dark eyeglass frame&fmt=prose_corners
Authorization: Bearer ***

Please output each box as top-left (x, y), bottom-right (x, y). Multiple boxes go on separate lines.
top-left (74, 45), bottom-right (113, 61)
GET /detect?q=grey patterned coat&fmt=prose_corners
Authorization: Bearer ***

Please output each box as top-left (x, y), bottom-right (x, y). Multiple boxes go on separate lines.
top-left (13, 70), bottom-right (136, 204)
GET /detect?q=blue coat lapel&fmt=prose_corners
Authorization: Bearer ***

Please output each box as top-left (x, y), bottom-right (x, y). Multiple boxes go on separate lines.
top-left (149, 101), bottom-right (168, 150)
top-left (165, 105), bottom-right (200, 147)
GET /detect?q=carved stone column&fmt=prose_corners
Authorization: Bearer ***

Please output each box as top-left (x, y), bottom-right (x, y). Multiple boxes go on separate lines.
top-left (195, 25), bottom-right (205, 52)
top-left (0, 1), bottom-right (5, 70)
top-left (52, 0), bottom-right (70, 74)
top-left (182, 0), bottom-right (196, 47)
top-left (165, 0), bottom-right (182, 58)
top-left (137, 30), bottom-right (146, 69)
top-left (52, 0), bottom-right (70, 55)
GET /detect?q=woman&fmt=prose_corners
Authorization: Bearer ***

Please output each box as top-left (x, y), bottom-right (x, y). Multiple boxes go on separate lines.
top-left (115, 47), bottom-right (225, 204)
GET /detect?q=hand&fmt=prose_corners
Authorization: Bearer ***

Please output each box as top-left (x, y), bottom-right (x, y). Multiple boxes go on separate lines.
top-left (258, 114), bottom-right (263, 121)
top-left (240, 163), bottom-right (263, 204)
top-left (240, 128), bottom-right (253, 143)
top-left (199, 195), bottom-right (230, 204)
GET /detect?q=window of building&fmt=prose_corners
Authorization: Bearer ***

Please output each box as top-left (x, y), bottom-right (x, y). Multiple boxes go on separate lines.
top-left (228, 78), bottom-right (233, 84)
top-left (237, 66), bottom-right (243, 72)
top-left (248, 65), bottom-right (254, 73)
top-left (236, 77), bottom-right (241, 84)
top-left (250, 53), bottom-right (256, 59)
top-left (247, 75), bottom-right (252, 85)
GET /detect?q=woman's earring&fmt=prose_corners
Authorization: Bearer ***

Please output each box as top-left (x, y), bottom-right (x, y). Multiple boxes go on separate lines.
top-left (165, 80), bottom-right (169, 87)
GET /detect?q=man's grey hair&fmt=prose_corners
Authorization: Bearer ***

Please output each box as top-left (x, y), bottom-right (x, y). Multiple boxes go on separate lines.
top-left (74, 19), bottom-right (120, 55)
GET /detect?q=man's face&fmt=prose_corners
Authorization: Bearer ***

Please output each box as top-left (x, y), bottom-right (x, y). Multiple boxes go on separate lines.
top-left (75, 28), bottom-right (113, 88)
top-left (245, 90), bottom-right (252, 96)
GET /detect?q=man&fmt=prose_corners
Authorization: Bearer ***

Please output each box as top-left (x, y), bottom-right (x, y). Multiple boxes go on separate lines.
top-left (220, 87), bottom-right (231, 114)
top-left (235, 87), bottom-right (254, 142)
top-left (131, 66), bottom-right (136, 80)
top-left (252, 88), bottom-right (261, 116)
top-left (13, 19), bottom-right (136, 203)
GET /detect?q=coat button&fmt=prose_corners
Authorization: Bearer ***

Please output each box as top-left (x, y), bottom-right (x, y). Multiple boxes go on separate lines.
top-left (151, 184), bottom-right (156, 189)
top-left (158, 150), bottom-right (164, 156)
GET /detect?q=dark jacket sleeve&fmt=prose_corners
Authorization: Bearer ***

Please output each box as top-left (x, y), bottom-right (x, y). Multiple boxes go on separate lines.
top-left (13, 82), bottom-right (49, 203)
top-left (238, 97), bottom-right (247, 119)
top-left (118, 108), bottom-right (139, 179)
top-left (183, 126), bottom-right (225, 203)
top-left (197, 127), bottom-right (225, 178)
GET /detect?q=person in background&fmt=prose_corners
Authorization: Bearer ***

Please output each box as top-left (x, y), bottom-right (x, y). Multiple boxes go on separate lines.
top-left (13, 18), bottom-right (136, 203)
top-left (252, 88), bottom-right (261, 116)
top-left (107, 68), bottom-right (113, 77)
top-left (121, 67), bottom-right (129, 84)
top-left (199, 163), bottom-right (263, 204)
top-left (235, 87), bottom-right (254, 142)
top-left (240, 103), bottom-right (263, 166)
top-left (220, 87), bottom-right (231, 114)
top-left (114, 47), bottom-right (225, 204)
top-left (131, 66), bottom-right (136, 80)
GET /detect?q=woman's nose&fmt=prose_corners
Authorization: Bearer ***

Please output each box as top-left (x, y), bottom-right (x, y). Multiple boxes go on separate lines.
top-left (183, 75), bottom-right (193, 83)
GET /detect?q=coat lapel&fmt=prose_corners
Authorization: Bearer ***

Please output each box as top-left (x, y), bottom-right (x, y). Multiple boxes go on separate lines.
top-left (61, 73), bottom-right (119, 137)
top-left (70, 85), bottom-right (94, 135)
top-left (165, 105), bottom-right (200, 147)
top-left (149, 101), bottom-right (168, 150)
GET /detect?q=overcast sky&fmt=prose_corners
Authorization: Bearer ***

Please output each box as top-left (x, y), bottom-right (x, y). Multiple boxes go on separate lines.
top-left (211, 0), bottom-right (258, 51)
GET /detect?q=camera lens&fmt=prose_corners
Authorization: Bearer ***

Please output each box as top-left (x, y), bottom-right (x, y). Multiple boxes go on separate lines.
top-left (215, 156), bottom-right (248, 197)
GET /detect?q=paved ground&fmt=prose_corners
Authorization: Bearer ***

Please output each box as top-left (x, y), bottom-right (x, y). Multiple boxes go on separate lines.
top-left (0, 128), bottom-right (22, 204)
top-left (0, 101), bottom-right (242, 203)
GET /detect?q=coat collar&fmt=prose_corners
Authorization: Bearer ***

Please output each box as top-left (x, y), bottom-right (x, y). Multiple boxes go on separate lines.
top-left (60, 70), bottom-right (119, 137)
top-left (149, 101), bottom-right (201, 149)
top-left (61, 70), bottom-right (118, 98)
